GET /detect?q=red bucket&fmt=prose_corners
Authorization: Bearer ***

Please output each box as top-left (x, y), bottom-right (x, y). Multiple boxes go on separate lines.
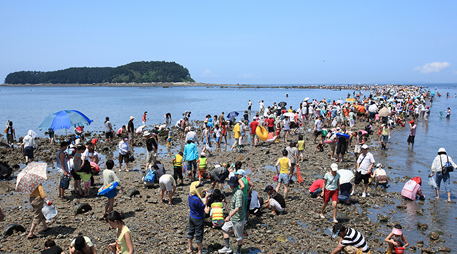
top-left (394, 247), bottom-right (405, 254)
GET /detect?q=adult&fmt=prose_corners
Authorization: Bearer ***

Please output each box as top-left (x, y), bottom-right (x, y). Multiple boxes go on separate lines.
top-left (249, 117), bottom-right (259, 147)
top-left (424, 106), bottom-right (430, 122)
top-left (263, 185), bottom-right (286, 215)
top-left (103, 160), bottom-right (124, 216)
top-left (116, 125), bottom-right (126, 138)
top-left (352, 145), bottom-right (375, 198)
top-left (275, 150), bottom-right (291, 199)
top-left (331, 224), bottom-right (370, 254)
top-left (118, 136), bottom-right (130, 172)
top-left (208, 163), bottom-right (230, 190)
top-left (56, 141), bottom-right (71, 199)
top-left (5, 121), bottom-right (15, 146)
top-left (104, 117), bottom-right (114, 145)
top-left (259, 100), bottom-right (265, 115)
top-left (430, 148), bottom-right (457, 202)
top-left (144, 131), bottom-right (157, 170)
top-left (172, 151), bottom-right (184, 186)
top-left (407, 120), bottom-right (416, 149)
top-left (187, 181), bottom-right (210, 254)
top-left (314, 115), bottom-right (323, 144)
top-left (69, 235), bottom-right (96, 254)
top-left (142, 111), bottom-right (147, 125)
top-left (27, 184), bottom-right (49, 239)
top-left (72, 144), bottom-right (85, 196)
top-left (218, 177), bottom-right (246, 254)
top-left (106, 211), bottom-right (134, 254)
top-left (159, 174), bottom-right (176, 205)
top-left (320, 163), bottom-right (340, 223)
top-left (282, 116), bottom-right (290, 142)
top-left (401, 177), bottom-right (425, 201)
top-left (41, 240), bottom-right (65, 254)
top-left (446, 107), bottom-right (450, 119)
top-left (22, 130), bottom-right (37, 163)
top-left (127, 116), bottom-right (135, 146)
top-left (185, 127), bottom-right (199, 145)
top-left (336, 125), bottom-right (350, 162)
top-left (165, 112), bottom-right (172, 126)
top-left (183, 138), bottom-right (198, 180)
top-left (74, 126), bottom-right (84, 140)
top-left (285, 142), bottom-right (298, 181)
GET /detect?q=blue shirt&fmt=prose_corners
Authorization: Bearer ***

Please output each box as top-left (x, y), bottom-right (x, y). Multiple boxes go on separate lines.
top-left (183, 142), bottom-right (198, 161)
top-left (188, 194), bottom-right (205, 219)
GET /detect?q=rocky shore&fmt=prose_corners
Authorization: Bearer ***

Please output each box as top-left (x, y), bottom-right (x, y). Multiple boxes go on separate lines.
top-left (0, 119), bottom-right (451, 253)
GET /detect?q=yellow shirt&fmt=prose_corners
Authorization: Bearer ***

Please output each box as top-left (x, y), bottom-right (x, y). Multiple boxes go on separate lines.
top-left (174, 154), bottom-right (183, 167)
top-left (117, 225), bottom-right (132, 254)
top-left (279, 157), bottom-right (290, 174)
top-left (233, 124), bottom-right (241, 139)
top-left (297, 140), bottom-right (305, 150)
top-left (30, 185), bottom-right (46, 198)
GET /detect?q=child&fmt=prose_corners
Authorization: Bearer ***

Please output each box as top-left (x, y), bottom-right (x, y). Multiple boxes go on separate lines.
top-left (209, 189), bottom-right (225, 228)
top-left (275, 122), bottom-right (281, 143)
top-left (214, 124), bottom-right (221, 151)
top-left (103, 160), bottom-right (123, 216)
top-left (384, 224), bottom-right (409, 254)
top-left (78, 162), bottom-right (92, 197)
top-left (106, 211), bottom-right (134, 254)
top-left (221, 121), bottom-right (227, 146)
top-left (167, 127), bottom-right (172, 147)
top-left (172, 152), bottom-right (184, 185)
top-left (197, 152), bottom-right (207, 182)
top-left (297, 135), bottom-right (305, 162)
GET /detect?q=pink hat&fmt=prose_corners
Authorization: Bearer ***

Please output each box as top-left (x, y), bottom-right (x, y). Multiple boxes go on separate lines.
top-left (392, 228), bottom-right (402, 235)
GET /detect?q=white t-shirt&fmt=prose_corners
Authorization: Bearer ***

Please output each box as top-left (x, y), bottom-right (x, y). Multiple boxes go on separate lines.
top-left (214, 128), bottom-right (221, 138)
top-left (315, 119), bottom-right (322, 131)
top-left (357, 152), bottom-right (375, 174)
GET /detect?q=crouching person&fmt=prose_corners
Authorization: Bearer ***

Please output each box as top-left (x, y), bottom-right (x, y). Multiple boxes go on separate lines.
top-left (263, 185), bottom-right (286, 215)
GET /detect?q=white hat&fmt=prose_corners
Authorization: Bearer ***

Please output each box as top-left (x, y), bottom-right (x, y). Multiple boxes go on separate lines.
top-left (438, 148), bottom-right (447, 154)
top-left (361, 144), bottom-right (369, 149)
top-left (201, 152), bottom-right (205, 156)
top-left (143, 131), bottom-right (151, 137)
top-left (129, 116), bottom-right (135, 120)
top-left (331, 163), bottom-right (338, 171)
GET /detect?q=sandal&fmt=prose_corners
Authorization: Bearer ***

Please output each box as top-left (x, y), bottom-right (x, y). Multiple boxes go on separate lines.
top-left (333, 219), bottom-right (339, 223)
top-left (320, 214), bottom-right (325, 219)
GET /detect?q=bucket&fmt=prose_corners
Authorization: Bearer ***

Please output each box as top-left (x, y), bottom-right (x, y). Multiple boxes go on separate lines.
top-left (394, 247), bottom-right (405, 254)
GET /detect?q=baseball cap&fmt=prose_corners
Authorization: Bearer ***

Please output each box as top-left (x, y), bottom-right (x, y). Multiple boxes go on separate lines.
top-left (331, 163), bottom-right (338, 171)
top-left (228, 176), bottom-right (239, 187)
top-left (264, 185), bottom-right (274, 193)
top-left (332, 223), bottom-right (345, 238)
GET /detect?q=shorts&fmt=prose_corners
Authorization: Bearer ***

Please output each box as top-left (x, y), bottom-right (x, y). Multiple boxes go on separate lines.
top-left (212, 219), bottom-right (224, 227)
top-left (159, 178), bottom-right (173, 191)
top-left (216, 137), bottom-right (220, 143)
top-left (104, 188), bottom-right (117, 198)
top-left (119, 153), bottom-right (129, 164)
top-left (187, 217), bottom-right (204, 243)
top-left (146, 150), bottom-right (156, 164)
top-left (369, 112), bottom-right (375, 119)
top-left (314, 130), bottom-right (322, 137)
top-left (173, 166), bottom-right (183, 180)
top-left (381, 135), bottom-right (388, 142)
top-left (250, 133), bottom-right (256, 141)
top-left (83, 180), bottom-right (91, 188)
top-left (290, 122), bottom-right (296, 129)
top-left (71, 169), bottom-right (81, 180)
top-left (198, 170), bottom-right (206, 178)
top-left (354, 171), bottom-right (370, 185)
top-left (105, 131), bottom-right (114, 139)
top-left (218, 169), bottom-right (230, 183)
top-left (278, 173), bottom-right (289, 184)
top-left (336, 142), bottom-right (347, 155)
top-left (6, 134), bottom-right (14, 144)
top-left (24, 146), bottom-right (34, 159)
top-left (323, 189), bottom-right (338, 203)
top-left (222, 220), bottom-right (245, 242)
top-left (354, 145), bottom-right (361, 154)
top-left (48, 132), bottom-right (55, 138)
top-left (268, 126), bottom-right (274, 133)
top-left (407, 135), bottom-right (415, 144)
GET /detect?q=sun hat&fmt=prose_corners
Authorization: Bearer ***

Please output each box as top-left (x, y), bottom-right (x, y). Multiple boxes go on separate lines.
top-left (361, 144), bottom-right (369, 149)
top-left (392, 228), bottom-right (402, 235)
top-left (376, 163), bottom-right (383, 168)
top-left (331, 163), bottom-right (338, 171)
top-left (201, 152), bottom-right (205, 156)
top-left (228, 177), bottom-right (239, 187)
top-left (143, 131), bottom-right (151, 137)
top-left (438, 148), bottom-right (447, 154)
top-left (129, 116), bottom-right (134, 120)
top-left (235, 169), bottom-right (246, 177)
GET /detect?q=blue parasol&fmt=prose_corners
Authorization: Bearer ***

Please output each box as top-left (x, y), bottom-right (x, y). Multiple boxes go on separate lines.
top-left (38, 110), bottom-right (93, 131)
top-left (226, 111), bottom-right (239, 119)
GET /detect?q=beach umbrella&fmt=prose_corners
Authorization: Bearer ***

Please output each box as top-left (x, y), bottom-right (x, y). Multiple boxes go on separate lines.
top-left (16, 162), bottom-right (47, 194)
top-left (379, 108), bottom-right (390, 117)
top-left (304, 97), bottom-right (309, 101)
top-left (278, 102), bottom-right (287, 108)
top-left (337, 169), bottom-right (354, 185)
top-left (345, 98), bottom-right (356, 102)
top-left (283, 112), bottom-right (295, 118)
top-left (226, 111), bottom-right (239, 119)
top-left (38, 110), bottom-right (93, 131)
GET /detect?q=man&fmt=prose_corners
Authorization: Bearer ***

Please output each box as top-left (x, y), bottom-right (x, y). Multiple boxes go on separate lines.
top-left (22, 130), bottom-right (37, 164)
top-left (127, 116), bottom-right (135, 146)
top-left (249, 117), bottom-right (259, 147)
top-left (259, 100), bottom-right (264, 115)
top-left (207, 163), bottom-right (230, 190)
top-left (331, 224), bottom-right (370, 254)
top-left (183, 137), bottom-right (198, 180)
top-left (266, 116), bottom-right (275, 133)
top-left (159, 174), bottom-right (176, 205)
top-left (152, 125), bottom-right (161, 143)
top-left (314, 115), bottom-right (323, 144)
top-left (185, 127), bottom-right (199, 145)
top-left (336, 125), bottom-right (350, 162)
top-left (430, 148), bottom-right (457, 202)
top-left (263, 185), bottom-right (286, 215)
top-left (104, 117), bottom-right (114, 145)
top-left (407, 120), bottom-right (416, 149)
top-left (247, 100), bottom-right (252, 111)
top-left (446, 107), bottom-right (451, 119)
top-left (285, 142), bottom-right (298, 181)
top-left (218, 177), bottom-right (246, 254)
top-left (144, 131), bottom-right (157, 169)
top-left (352, 145), bottom-right (375, 198)
top-left (424, 106), bottom-right (430, 122)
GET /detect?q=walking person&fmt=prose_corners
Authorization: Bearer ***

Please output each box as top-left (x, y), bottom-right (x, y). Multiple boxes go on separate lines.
top-left (104, 117), bottom-right (114, 145)
top-left (430, 148), bottom-right (457, 202)
top-left (407, 120), bottom-right (416, 149)
top-left (275, 150), bottom-right (291, 199)
top-left (144, 131), bottom-right (157, 170)
top-left (335, 125), bottom-right (350, 162)
top-left (27, 184), bottom-right (50, 239)
top-left (127, 116), bottom-right (135, 146)
top-left (56, 141), bottom-right (71, 199)
top-left (352, 145), bottom-right (375, 198)
top-left (183, 137), bottom-right (198, 180)
top-left (320, 163), bottom-right (340, 223)
top-left (118, 136), bottom-right (130, 172)
top-left (22, 130), bottom-right (37, 164)
top-left (103, 160), bottom-right (124, 216)
top-left (142, 111), bottom-right (147, 125)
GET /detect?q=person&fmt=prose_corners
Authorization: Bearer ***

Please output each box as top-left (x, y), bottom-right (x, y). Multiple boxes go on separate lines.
top-left (336, 125), bottom-right (350, 162)
top-left (424, 106), bottom-right (430, 122)
top-left (183, 138), bottom-right (198, 180)
top-left (197, 152), bottom-right (207, 182)
top-left (221, 121), bottom-right (228, 146)
top-left (338, 182), bottom-right (353, 205)
top-left (144, 131), bottom-right (157, 170)
top-left (22, 130), bottom-right (37, 164)
top-left (372, 163), bottom-right (388, 187)
top-left (231, 121), bottom-right (242, 151)
top-left (5, 121), bottom-right (15, 147)
top-left (41, 239), bottom-right (65, 254)
top-left (72, 144), bottom-right (85, 196)
top-left (165, 112), bottom-right (172, 126)
top-left (187, 181), bottom-right (210, 254)
top-left (353, 131), bottom-right (365, 162)
top-left (314, 115), bottom-right (323, 144)
top-left (27, 184), bottom-right (49, 239)
top-left (104, 117), bottom-right (114, 145)
top-left (77, 163), bottom-right (92, 197)
top-left (259, 100), bottom-right (264, 115)
top-left (430, 148), bottom-right (456, 202)
top-left (407, 120), bottom-right (416, 149)
top-left (384, 224), bottom-right (409, 254)
top-left (320, 163), bottom-right (340, 223)
top-left (158, 174), bottom-right (177, 205)
top-left (201, 125), bottom-right (212, 156)
top-left (127, 116), bottom-right (135, 146)
top-left (116, 125), bottom-right (126, 138)
top-left (0, 161), bottom-right (13, 180)
top-left (248, 189), bottom-right (263, 217)
top-left (286, 142), bottom-right (298, 181)
top-left (56, 142), bottom-right (71, 199)
top-left (185, 126), bottom-right (199, 145)
top-left (247, 100), bottom-right (252, 111)
top-left (69, 235), bottom-right (96, 254)
top-left (208, 163), bottom-right (230, 190)
top-left (249, 117), bottom-right (259, 147)
top-left (282, 116), bottom-right (290, 142)
top-left (218, 177), bottom-right (246, 254)
top-left (106, 211), bottom-right (134, 254)
top-left (263, 185), bottom-right (286, 215)
top-left (210, 195), bottom-right (225, 228)
top-left (103, 160), bottom-right (124, 216)
top-left (379, 124), bottom-right (390, 150)
top-left (172, 151), bottom-right (184, 185)
top-left (47, 127), bottom-right (55, 145)
top-left (74, 126), bottom-right (84, 140)
top-left (331, 224), bottom-right (370, 254)
top-left (446, 107), bottom-right (450, 119)
top-left (352, 144), bottom-right (375, 198)
top-left (275, 149), bottom-right (291, 198)
top-left (401, 176), bottom-right (425, 201)
top-left (297, 135), bottom-right (305, 162)
top-left (118, 136), bottom-right (130, 172)
top-left (235, 169), bottom-right (253, 216)
top-left (142, 111), bottom-right (147, 125)
top-left (309, 179), bottom-right (324, 198)
top-left (266, 116), bottom-right (275, 133)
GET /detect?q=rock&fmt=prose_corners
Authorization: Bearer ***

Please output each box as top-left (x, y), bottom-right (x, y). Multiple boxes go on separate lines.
top-left (417, 222), bottom-right (428, 231)
top-left (396, 205), bottom-right (407, 209)
top-left (416, 209), bottom-right (424, 216)
top-left (438, 247), bottom-right (451, 252)
top-left (126, 189), bottom-right (140, 197)
top-left (73, 203), bottom-right (92, 216)
top-left (1, 223), bottom-right (26, 236)
top-left (377, 214), bottom-right (389, 222)
top-left (429, 231), bottom-right (439, 240)
top-left (421, 247), bottom-right (434, 253)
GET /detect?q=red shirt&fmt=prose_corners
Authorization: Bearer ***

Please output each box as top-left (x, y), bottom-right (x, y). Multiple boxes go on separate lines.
top-left (266, 118), bottom-right (275, 127)
top-left (309, 179), bottom-right (324, 192)
top-left (249, 121), bottom-right (259, 134)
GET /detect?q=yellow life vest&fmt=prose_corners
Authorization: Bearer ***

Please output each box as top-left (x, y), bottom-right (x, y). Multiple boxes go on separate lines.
top-left (211, 202), bottom-right (224, 221)
top-left (174, 154), bottom-right (183, 167)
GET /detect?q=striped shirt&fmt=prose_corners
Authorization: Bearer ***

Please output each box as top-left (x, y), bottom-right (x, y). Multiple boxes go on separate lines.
top-left (340, 228), bottom-right (370, 252)
top-left (188, 194), bottom-right (205, 219)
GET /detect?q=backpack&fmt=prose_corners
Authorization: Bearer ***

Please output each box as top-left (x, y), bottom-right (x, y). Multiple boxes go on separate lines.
top-left (144, 169), bottom-right (156, 183)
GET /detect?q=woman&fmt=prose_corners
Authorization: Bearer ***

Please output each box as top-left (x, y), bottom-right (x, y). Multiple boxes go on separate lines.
top-left (187, 181), bottom-right (210, 254)
top-left (27, 184), bottom-right (49, 239)
top-left (401, 177), bottom-right (425, 201)
top-left (72, 144), bottom-right (85, 196)
top-left (5, 121), bottom-right (15, 146)
top-left (69, 235), bottom-right (96, 254)
top-left (320, 163), bottom-right (340, 223)
top-left (118, 136), bottom-right (130, 172)
top-left (107, 211), bottom-right (134, 254)
top-left (430, 147), bottom-right (456, 202)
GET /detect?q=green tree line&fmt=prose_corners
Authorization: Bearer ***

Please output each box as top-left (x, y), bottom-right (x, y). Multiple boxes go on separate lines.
top-left (4, 61), bottom-right (195, 84)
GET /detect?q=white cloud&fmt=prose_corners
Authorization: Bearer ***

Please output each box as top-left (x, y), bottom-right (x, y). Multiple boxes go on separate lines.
top-left (238, 73), bottom-right (260, 78)
top-left (413, 62), bottom-right (451, 73)
top-left (201, 69), bottom-right (217, 77)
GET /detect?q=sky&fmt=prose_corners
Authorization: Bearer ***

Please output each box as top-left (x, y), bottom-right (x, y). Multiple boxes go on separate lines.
top-left (1, 1), bottom-right (456, 85)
